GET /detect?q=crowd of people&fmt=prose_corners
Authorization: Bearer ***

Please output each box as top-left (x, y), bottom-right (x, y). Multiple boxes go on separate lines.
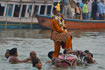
top-left (80, 0), bottom-right (105, 20)
top-left (5, 47), bottom-right (96, 69)
top-left (53, 0), bottom-right (105, 20)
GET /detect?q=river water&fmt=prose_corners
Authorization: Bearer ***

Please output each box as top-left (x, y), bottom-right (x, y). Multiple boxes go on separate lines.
top-left (0, 29), bottom-right (105, 70)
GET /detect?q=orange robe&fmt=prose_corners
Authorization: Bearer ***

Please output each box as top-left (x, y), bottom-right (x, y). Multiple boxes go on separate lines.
top-left (52, 19), bottom-right (72, 58)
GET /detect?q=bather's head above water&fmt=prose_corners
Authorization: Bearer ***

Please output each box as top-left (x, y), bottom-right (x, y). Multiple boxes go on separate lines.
top-left (5, 49), bottom-right (10, 59)
top-left (30, 51), bottom-right (37, 60)
top-left (48, 51), bottom-right (54, 59)
top-left (9, 48), bottom-right (18, 57)
top-left (32, 58), bottom-right (42, 69)
top-left (48, 51), bottom-right (62, 60)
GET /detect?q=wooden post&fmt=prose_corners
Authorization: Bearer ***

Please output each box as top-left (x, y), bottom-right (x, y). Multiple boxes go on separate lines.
top-left (12, 4), bottom-right (15, 17)
top-left (30, 1), bottom-right (35, 38)
top-left (30, 4), bottom-right (34, 29)
top-left (44, 0), bottom-right (47, 16)
top-left (3, 3), bottom-right (7, 17)
top-left (19, 1), bottom-right (23, 29)
top-left (5, 0), bottom-right (10, 30)
top-left (19, 0), bottom-right (22, 37)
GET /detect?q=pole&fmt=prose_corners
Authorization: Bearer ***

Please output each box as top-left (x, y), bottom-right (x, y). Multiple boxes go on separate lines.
top-left (19, 0), bottom-right (23, 37)
top-left (5, 0), bottom-right (10, 31)
top-left (20, 0), bottom-right (22, 29)
top-left (30, 0), bottom-right (35, 38)
top-left (30, 6), bottom-right (33, 29)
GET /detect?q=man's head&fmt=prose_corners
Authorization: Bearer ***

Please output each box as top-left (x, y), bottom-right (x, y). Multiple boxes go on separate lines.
top-left (53, 9), bottom-right (61, 16)
top-left (5, 49), bottom-right (10, 58)
top-left (9, 48), bottom-right (18, 56)
top-left (48, 51), bottom-right (54, 59)
top-left (86, 52), bottom-right (93, 58)
top-left (77, 2), bottom-right (80, 6)
top-left (84, 50), bottom-right (93, 58)
top-left (48, 51), bottom-right (62, 59)
top-left (32, 58), bottom-right (42, 69)
top-left (30, 51), bottom-right (37, 60)
top-left (53, 3), bottom-right (61, 16)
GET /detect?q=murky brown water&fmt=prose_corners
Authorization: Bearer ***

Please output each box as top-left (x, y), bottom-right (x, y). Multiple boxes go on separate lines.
top-left (0, 29), bottom-right (105, 70)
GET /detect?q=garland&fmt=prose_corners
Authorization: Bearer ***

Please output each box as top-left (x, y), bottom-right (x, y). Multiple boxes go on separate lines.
top-left (52, 15), bottom-right (67, 32)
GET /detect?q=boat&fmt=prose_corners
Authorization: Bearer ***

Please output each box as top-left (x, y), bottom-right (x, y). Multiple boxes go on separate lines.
top-left (35, 0), bottom-right (105, 30)
top-left (36, 14), bottom-right (105, 30)
top-left (0, 0), bottom-right (53, 29)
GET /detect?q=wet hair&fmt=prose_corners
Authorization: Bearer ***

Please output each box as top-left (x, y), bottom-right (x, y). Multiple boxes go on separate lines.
top-left (59, 53), bottom-right (62, 55)
top-left (32, 58), bottom-right (40, 67)
top-left (63, 49), bottom-right (67, 54)
top-left (7, 49), bottom-right (10, 51)
top-left (9, 48), bottom-right (17, 56)
top-left (91, 53), bottom-right (93, 57)
top-left (84, 50), bottom-right (90, 53)
top-left (48, 51), bottom-right (62, 59)
top-left (48, 51), bottom-right (54, 59)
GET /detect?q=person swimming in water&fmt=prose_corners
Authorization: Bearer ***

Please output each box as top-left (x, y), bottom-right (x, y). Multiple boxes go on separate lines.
top-left (18, 51), bottom-right (41, 63)
top-left (30, 58), bottom-right (42, 70)
top-left (83, 50), bottom-right (96, 64)
top-left (47, 50), bottom-right (77, 68)
top-left (46, 51), bottom-right (62, 63)
top-left (29, 51), bottom-right (40, 62)
top-left (7, 48), bottom-right (31, 63)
